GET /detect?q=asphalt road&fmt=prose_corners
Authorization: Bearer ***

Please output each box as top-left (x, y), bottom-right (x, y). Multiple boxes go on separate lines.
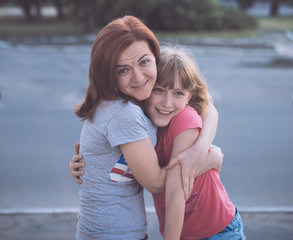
top-left (0, 42), bottom-right (293, 239)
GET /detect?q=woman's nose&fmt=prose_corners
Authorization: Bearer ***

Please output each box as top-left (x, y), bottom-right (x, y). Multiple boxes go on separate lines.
top-left (132, 68), bottom-right (144, 82)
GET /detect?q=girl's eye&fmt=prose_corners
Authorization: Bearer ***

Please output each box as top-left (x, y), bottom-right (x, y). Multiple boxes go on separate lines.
top-left (174, 91), bottom-right (184, 96)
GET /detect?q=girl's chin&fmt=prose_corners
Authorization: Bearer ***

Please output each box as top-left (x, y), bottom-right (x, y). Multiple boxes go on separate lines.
top-left (153, 118), bottom-right (172, 127)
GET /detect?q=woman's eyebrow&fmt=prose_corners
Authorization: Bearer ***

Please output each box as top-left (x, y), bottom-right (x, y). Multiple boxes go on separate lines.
top-left (115, 64), bottom-right (127, 68)
top-left (115, 54), bottom-right (149, 68)
top-left (138, 54), bottom-right (148, 62)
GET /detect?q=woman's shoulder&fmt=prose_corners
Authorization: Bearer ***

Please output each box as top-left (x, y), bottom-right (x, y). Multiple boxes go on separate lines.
top-left (94, 100), bottom-right (143, 118)
top-left (93, 100), bottom-right (148, 127)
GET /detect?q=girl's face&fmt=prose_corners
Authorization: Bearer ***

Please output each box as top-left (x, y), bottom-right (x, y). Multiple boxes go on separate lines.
top-left (116, 41), bottom-right (157, 101)
top-left (145, 76), bottom-right (191, 127)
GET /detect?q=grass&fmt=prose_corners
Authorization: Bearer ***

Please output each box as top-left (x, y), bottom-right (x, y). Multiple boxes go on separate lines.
top-left (156, 17), bottom-right (293, 39)
top-left (0, 16), bottom-right (292, 39)
top-left (257, 17), bottom-right (293, 31)
top-left (0, 18), bottom-right (83, 37)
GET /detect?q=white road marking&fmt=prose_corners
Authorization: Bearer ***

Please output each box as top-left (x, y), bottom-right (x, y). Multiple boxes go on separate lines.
top-left (1, 206), bottom-right (293, 215)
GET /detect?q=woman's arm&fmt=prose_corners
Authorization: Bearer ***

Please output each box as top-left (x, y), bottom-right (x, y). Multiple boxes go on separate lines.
top-left (164, 128), bottom-right (200, 240)
top-left (167, 103), bottom-right (220, 199)
top-left (120, 138), bottom-right (167, 193)
top-left (69, 140), bottom-right (166, 192)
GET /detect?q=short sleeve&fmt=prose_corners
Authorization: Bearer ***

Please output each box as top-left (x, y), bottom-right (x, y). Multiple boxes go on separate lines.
top-left (105, 104), bottom-right (150, 147)
top-left (169, 106), bottom-right (202, 140)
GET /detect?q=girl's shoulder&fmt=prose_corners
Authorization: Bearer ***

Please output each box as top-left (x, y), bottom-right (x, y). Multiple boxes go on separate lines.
top-left (173, 105), bottom-right (202, 124)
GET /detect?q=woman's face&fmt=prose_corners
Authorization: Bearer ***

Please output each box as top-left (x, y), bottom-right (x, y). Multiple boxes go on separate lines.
top-left (145, 76), bottom-right (191, 127)
top-left (116, 41), bottom-right (157, 101)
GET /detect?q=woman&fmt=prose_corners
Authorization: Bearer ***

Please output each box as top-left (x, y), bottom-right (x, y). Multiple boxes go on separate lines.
top-left (71, 16), bottom-right (220, 239)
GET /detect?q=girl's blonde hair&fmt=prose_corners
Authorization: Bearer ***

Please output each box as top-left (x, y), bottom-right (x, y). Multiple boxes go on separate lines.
top-left (157, 45), bottom-right (210, 114)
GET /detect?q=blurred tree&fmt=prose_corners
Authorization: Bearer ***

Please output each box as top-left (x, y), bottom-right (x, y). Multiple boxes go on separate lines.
top-left (0, 0), bottom-right (9, 5)
top-left (263, 0), bottom-right (293, 16)
top-left (224, 0), bottom-right (293, 16)
top-left (1, 0), bottom-right (69, 21)
top-left (146, 0), bottom-right (256, 31)
top-left (53, 0), bottom-right (64, 19)
top-left (235, 0), bottom-right (255, 9)
top-left (17, 0), bottom-right (42, 21)
top-left (66, 0), bottom-right (256, 32)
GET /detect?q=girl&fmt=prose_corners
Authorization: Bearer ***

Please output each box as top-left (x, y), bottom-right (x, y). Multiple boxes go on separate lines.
top-left (147, 45), bottom-right (246, 240)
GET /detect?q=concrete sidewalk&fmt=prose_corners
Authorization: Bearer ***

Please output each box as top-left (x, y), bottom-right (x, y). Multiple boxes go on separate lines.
top-left (1, 211), bottom-right (293, 240)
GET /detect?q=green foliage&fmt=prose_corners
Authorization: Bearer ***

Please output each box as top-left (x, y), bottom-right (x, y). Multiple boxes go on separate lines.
top-left (3, 0), bottom-right (257, 32)
top-left (85, 0), bottom-right (256, 32)
top-left (235, 0), bottom-right (255, 9)
top-left (221, 8), bottom-right (257, 30)
top-left (144, 0), bottom-right (257, 31)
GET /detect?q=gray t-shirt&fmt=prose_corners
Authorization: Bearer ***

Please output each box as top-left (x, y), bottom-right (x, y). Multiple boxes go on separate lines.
top-left (76, 100), bottom-right (157, 240)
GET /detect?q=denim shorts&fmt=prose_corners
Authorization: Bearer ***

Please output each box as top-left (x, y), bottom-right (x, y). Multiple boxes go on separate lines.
top-left (201, 208), bottom-right (246, 240)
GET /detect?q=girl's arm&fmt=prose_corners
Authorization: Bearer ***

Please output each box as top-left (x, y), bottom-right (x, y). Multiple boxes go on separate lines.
top-left (120, 138), bottom-right (167, 193)
top-left (164, 128), bottom-right (200, 240)
top-left (167, 103), bottom-right (220, 199)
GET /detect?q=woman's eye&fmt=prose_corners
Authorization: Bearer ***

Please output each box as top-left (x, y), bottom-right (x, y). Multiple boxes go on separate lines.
top-left (153, 87), bottom-right (165, 94)
top-left (141, 59), bottom-right (149, 66)
top-left (118, 68), bottom-right (128, 76)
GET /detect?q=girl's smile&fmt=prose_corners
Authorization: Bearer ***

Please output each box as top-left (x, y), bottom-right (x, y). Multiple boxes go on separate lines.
top-left (145, 76), bottom-right (191, 127)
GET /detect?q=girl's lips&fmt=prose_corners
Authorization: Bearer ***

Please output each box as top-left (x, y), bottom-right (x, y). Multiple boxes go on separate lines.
top-left (156, 108), bottom-right (173, 115)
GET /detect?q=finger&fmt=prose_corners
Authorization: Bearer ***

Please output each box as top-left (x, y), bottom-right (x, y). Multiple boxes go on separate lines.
top-left (72, 170), bottom-right (84, 177)
top-left (75, 142), bottom-right (80, 155)
top-left (184, 176), bottom-right (189, 201)
top-left (181, 168), bottom-right (189, 200)
top-left (187, 177), bottom-right (194, 200)
top-left (74, 176), bottom-right (82, 184)
top-left (71, 154), bottom-right (83, 163)
top-left (167, 156), bottom-right (182, 169)
top-left (70, 162), bottom-right (85, 170)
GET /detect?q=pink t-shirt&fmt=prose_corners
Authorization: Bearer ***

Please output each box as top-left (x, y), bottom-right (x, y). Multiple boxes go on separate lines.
top-left (153, 106), bottom-right (235, 239)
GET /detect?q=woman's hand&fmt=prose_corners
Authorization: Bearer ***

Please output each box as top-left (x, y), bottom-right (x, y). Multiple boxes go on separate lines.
top-left (207, 145), bottom-right (223, 172)
top-left (167, 146), bottom-right (207, 200)
top-left (69, 143), bottom-right (85, 184)
top-left (167, 144), bottom-right (223, 200)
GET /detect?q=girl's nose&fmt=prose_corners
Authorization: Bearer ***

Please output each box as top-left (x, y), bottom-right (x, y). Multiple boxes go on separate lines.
top-left (162, 93), bottom-right (172, 108)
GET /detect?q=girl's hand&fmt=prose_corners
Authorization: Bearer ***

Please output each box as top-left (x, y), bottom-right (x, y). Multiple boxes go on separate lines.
top-left (69, 143), bottom-right (85, 184)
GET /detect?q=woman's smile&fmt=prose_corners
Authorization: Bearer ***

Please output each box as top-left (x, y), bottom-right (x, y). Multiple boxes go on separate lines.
top-left (131, 79), bottom-right (149, 90)
top-left (116, 41), bottom-right (157, 101)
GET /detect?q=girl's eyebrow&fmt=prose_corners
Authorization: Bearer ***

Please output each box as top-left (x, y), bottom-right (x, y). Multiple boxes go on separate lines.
top-left (115, 54), bottom-right (148, 68)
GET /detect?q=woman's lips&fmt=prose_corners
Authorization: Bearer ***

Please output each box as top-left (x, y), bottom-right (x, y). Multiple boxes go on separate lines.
top-left (132, 80), bottom-right (148, 90)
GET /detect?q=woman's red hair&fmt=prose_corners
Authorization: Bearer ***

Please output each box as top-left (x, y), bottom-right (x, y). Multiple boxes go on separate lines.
top-left (75, 16), bottom-right (160, 121)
